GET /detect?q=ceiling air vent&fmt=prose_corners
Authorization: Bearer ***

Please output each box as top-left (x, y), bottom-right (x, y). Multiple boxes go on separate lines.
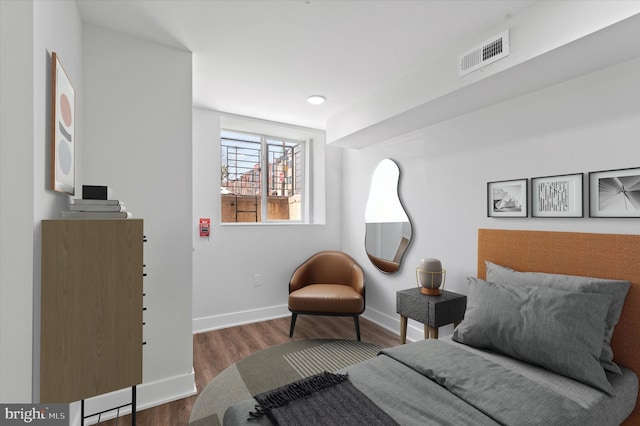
top-left (459, 29), bottom-right (509, 76)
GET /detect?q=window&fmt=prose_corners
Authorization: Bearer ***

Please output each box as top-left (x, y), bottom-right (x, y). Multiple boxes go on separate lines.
top-left (221, 130), bottom-right (304, 223)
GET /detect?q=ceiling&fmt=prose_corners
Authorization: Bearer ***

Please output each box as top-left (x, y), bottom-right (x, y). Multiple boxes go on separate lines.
top-left (77, 0), bottom-right (538, 130)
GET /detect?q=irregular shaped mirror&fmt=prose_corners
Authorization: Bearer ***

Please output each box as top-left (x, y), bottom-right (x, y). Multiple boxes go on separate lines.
top-left (365, 159), bottom-right (412, 273)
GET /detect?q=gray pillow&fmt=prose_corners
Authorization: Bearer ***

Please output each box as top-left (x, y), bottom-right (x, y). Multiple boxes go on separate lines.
top-left (453, 277), bottom-right (614, 395)
top-left (486, 261), bottom-right (630, 375)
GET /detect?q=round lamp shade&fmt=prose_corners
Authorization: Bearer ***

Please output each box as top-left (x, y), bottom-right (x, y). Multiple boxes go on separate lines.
top-left (417, 258), bottom-right (445, 295)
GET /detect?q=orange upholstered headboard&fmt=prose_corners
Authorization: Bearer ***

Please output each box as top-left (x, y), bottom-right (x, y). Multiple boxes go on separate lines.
top-left (477, 228), bottom-right (640, 425)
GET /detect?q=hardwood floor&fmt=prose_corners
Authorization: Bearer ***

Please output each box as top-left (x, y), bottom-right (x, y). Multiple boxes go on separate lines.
top-left (96, 315), bottom-right (401, 425)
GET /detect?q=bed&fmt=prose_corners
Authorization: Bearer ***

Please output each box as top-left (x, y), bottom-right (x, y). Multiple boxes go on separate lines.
top-left (223, 229), bottom-right (640, 425)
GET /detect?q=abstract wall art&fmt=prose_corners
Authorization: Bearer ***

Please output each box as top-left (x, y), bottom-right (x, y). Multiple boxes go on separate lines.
top-left (589, 167), bottom-right (640, 218)
top-left (51, 52), bottom-right (75, 195)
top-left (487, 178), bottom-right (528, 218)
top-left (531, 173), bottom-right (583, 218)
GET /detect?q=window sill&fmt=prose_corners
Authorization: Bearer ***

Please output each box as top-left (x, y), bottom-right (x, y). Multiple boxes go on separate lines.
top-left (220, 221), bottom-right (322, 227)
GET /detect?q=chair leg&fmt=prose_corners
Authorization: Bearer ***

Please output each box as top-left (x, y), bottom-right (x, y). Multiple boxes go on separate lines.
top-left (289, 313), bottom-right (298, 338)
top-left (353, 316), bottom-right (361, 341)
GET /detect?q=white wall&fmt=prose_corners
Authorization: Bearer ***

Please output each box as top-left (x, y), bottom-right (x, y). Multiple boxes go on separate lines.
top-left (342, 59), bottom-right (640, 341)
top-left (0, 0), bottom-right (36, 403)
top-left (1, 0), bottom-right (82, 403)
top-left (328, 1), bottom-right (640, 146)
top-left (82, 25), bottom-right (195, 412)
top-left (192, 108), bottom-right (344, 332)
top-left (32, 0), bottom-right (84, 402)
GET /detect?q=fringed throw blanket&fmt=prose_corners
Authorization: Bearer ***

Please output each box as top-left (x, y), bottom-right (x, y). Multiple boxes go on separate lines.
top-left (249, 372), bottom-right (399, 426)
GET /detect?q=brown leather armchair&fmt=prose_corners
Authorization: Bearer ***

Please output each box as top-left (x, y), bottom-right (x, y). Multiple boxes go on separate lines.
top-left (288, 251), bottom-right (365, 341)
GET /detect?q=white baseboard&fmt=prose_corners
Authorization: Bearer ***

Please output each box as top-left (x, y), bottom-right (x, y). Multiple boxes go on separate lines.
top-left (192, 304), bottom-right (415, 342)
top-left (193, 304), bottom-right (290, 334)
top-left (363, 306), bottom-right (456, 342)
top-left (361, 306), bottom-right (423, 342)
top-left (76, 370), bottom-right (196, 425)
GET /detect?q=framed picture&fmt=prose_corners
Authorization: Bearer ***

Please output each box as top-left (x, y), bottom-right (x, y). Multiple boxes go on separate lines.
top-left (531, 173), bottom-right (583, 218)
top-left (589, 167), bottom-right (640, 218)
top-left (487, 179), bottom-right (528, 217)
top-left (50, 52), bottom-right (75, 195)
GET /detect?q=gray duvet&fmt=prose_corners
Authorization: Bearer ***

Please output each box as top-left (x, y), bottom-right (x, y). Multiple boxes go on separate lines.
top-left (223, 338), bottom-right (638, 426)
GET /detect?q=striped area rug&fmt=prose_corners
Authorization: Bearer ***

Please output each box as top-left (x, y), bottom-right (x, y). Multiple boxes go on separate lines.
top-left (284, 340), bottom-right (381, 377)
top-left (189, 339), bottom-right (382, 426)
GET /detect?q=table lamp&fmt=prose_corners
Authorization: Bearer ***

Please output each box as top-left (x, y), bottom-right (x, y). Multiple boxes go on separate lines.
top-left (416, 258), bottom-right (446, 295)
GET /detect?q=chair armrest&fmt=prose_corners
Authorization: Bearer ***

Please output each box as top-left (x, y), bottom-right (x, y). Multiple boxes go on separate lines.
top-left (350, 263), bottom-right (365, 296)
top-left (290, 261), bottom-right (311, 293)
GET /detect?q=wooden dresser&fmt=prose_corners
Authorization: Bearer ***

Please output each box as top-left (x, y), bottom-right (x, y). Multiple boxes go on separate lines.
top-left (40, 219), bottom-right (144, 403)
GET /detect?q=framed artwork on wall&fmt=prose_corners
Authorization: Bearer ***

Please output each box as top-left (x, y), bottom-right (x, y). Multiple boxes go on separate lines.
top-left (487, 178), bottom-right (528, 217)
top-left (531, 173), bottom-right (583, 218)
top-left (50, 51), bottom-right (76, 195)
top-left (589, 167), bottom-right (640, 218)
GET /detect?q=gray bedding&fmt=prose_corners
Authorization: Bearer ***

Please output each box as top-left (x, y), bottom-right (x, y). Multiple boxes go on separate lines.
top-left (223, 337), bottom-right (638, 426)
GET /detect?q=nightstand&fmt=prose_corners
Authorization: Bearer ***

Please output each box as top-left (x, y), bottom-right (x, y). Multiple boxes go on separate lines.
top-left (396, 288), bottom-right (467, 343)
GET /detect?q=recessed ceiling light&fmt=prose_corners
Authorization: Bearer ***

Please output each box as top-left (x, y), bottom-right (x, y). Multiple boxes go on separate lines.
top-left (307, 95), bottom-right (326, 105)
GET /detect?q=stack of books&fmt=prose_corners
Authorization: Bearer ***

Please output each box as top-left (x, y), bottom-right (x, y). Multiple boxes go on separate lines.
top-left (61, 199), bottom-right (132, 219)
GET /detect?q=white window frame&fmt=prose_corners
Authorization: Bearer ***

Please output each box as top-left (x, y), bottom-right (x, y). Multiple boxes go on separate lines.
top-left (221, 129), bottom-right (306, 224)
top-left (218, 113), bottom-right (326, 226)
